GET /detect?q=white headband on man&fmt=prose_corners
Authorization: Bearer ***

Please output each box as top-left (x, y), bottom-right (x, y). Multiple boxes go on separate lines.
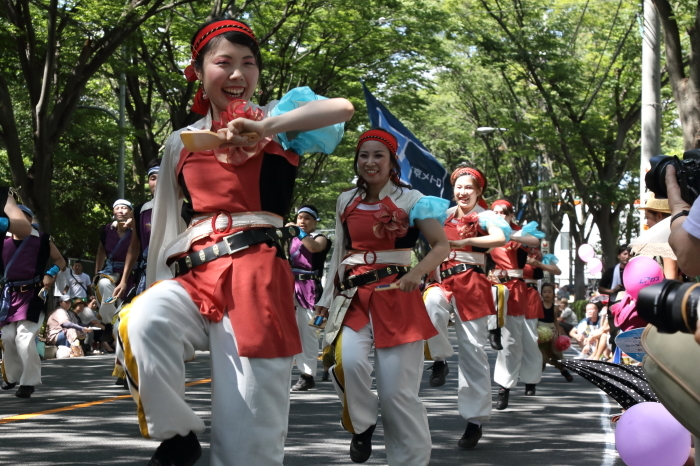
top-left (113, 199), bottom-right (133, 210)
top-left (298, 207), bottom-right (320, 221)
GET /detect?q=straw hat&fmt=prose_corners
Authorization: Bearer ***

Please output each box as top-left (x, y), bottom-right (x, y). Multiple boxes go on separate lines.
top-left (638, 192), bottom-right (671, 214)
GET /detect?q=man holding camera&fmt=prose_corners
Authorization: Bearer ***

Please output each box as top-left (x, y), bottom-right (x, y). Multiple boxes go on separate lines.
top-left (665, 166), bottom-right (700, 344)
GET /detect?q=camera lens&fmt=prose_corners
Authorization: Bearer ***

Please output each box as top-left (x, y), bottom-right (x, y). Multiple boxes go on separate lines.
top-left (638, 280), bottom-right (700, 334)
top-left (672, 283), bottom-right (700, 334)
top-left (638, 280), bottom-right (681, 333)
top-left (645, 155), bottom-right (677, 199)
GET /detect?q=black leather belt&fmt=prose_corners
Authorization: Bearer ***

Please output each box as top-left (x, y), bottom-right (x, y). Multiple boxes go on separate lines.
top-left (8, 279), bottom-right (43, 293)
top-left (172, 226), bottom-right (300, 277)
top-left (337, 265), bottom-right (410, 291)
top-left (440, 263), bottom-right (483, 280)
top-left (295, 273), bottom-right (320, 281)
top-left (526, 283), bottom-right (538, 289)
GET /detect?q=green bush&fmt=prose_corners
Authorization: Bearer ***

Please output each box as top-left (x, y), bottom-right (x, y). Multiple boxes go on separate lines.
top-left (572, 300), bottom-right (588, 321)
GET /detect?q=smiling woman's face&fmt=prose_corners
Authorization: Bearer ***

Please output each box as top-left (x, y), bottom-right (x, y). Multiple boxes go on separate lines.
top-left (195, 39), bottom-right (260, 116)
top-left (453, 175), bottom-right (481, 212)
top-left (357, 140), bottom-right (392, 188)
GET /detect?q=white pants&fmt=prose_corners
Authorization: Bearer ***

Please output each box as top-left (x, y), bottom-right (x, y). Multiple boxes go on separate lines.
top-left (423, 287), bottom-right (455, 360)
top-left (331, 324), bottom-right (431, 466)
top-left (521, 318), bottom-right (543, 383)
top-left (118, 280), bottom-right (293, 466)
top-left (1, 313), bottom-right (44, 386)
top-left (424, 287), bottom-right (492, 421)
top-left (96, 277), bottom-right (119, 324)
top-left (294, 305), bottom-right (318, 377)
top-left (495, 315), bottom-right (542, 388)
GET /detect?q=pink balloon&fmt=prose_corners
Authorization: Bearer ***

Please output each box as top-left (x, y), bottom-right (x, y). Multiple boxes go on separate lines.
top-left (587, 257), bottom-right (603, 274)
top-left (578, 244), bottom-right (596, 262)
top-left (615, 402), bottom-right (691, 466)
top-left (623, 256), bottom-right (664, 300)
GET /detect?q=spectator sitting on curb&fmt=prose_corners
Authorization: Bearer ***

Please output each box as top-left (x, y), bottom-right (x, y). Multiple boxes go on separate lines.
top-left (74, 297), bottom-right (104, 354)
top-left (569, 302), bottom-right (602, 357)
top-left (46, 296), bottom-right (93, 357)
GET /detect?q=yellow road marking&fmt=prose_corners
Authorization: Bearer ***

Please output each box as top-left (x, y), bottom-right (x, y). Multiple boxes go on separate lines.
top-left (0, 378), bottom-right (212, 425)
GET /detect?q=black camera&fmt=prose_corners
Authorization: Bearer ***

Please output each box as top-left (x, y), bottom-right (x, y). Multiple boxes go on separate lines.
top-left (645, 149), bottom-right (700, 205)
top-left (637, 280), bottom-right (700, 334)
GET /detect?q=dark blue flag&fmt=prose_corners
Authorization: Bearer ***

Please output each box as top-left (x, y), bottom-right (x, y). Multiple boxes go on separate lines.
top-left (362, 83), bottom-right (450, 200)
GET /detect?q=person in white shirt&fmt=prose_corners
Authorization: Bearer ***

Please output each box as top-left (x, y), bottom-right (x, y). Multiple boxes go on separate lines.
top-left (66, 261), bottom-right (91, 298)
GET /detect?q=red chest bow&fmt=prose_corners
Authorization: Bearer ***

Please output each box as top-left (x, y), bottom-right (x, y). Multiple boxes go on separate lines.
top-left (457, 212), bottom-right (481, 239)
top-left (373, 204), bottom-right (409, 241)
top-left (211, 99), bottom-right (271, 166)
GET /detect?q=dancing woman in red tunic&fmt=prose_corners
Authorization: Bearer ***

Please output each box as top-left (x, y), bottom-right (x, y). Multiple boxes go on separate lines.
top-left (423, 166), bottom-right (510, 449)
top-left (490, 199), bottom-right (542, 410)
top-left (115, 19), bottom-right (354, 466)
top-left (315, 129), bottom-right (449, 465)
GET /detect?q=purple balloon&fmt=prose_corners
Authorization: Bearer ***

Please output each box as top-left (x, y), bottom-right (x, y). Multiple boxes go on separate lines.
top-left (615, 402), bottom-right (691, 466)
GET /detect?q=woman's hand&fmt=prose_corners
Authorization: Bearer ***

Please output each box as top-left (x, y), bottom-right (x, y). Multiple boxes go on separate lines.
top-left (315, 306), bottom-right (329, 318)
top-left (449, 238), bottom-right (471, 249)
top-left (218, 118), bottom-right (267, 147)
top-left (42, 275), bottom-right (55, 289)
top-left (83, 327), bottom-right (93, 334)
top-left (395, 270), bottom-right (423, 293)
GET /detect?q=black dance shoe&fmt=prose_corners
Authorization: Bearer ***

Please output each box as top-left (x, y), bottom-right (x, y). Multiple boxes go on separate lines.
top-left (291, 374), bottom-right (316, 391)
top-left (428, 361), bottom-right (449, 387)
top-left (525, 384), bottom-right (536, 396)
top-left (147, 432), bottom-right (202, 466)
top-left (15, 385), bottom-right (34, 398)
top-left (1, 381), bottom-right (16, 391)
top-left (488, 329), bottom-right (503, 351)
top-left (561, 369), bottom-right (574, 382)
top-left (496, 387), bottom-right (510, 410)
top-left (321, 370), bottom-right (330, 381)
top-left (458, 422), bottom-right (483, 449)
top-left (350, 424), bottom-right (376, 463)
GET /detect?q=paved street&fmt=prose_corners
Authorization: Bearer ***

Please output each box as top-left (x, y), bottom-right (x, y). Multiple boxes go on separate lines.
top-left (0, 328), bottom-right (623, 465)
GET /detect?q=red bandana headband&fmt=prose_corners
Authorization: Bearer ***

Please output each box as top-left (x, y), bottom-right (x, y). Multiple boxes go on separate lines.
top-left (356, 129), bottom-right (398, 157)
top-left (450, 167), bottom-right (486, 189)
top-left (184, 21), bottom-right (257, 115)
top-left (491, 199), bottom-right (513, 211)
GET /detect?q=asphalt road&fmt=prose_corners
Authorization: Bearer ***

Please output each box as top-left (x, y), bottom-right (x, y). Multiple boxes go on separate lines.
top-left (0, 328), bottom-right (624, 465)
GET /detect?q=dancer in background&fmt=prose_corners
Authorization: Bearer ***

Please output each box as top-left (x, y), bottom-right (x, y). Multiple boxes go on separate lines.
top-left (490, 200), bottom-right (541, 410)
top-left (315, 129), bottom-right (449, 465)
top-left (522, 247), bottom-right (565, 393)
top-left (287, 204), bottom-right (332, 391)
top-left (116, 18), bottom-right (353, 466)
top-left (423, 166), bottom-right (510, 449)
top-left (1, 204), bottom-right (65, 398)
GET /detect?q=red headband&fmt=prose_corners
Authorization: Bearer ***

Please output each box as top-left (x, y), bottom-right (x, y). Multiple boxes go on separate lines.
top-left (184, 21), bottom-right (257, 115)
top-left (491, 199), bottom-right (513, 211)
top-left (356, 129), bottom-right (398, 156)
top-left (450, 167), bottom-right (486, 189)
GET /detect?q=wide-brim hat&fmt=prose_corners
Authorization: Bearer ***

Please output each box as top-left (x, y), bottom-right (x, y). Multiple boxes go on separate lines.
top-left (638, 192), bottom-right (671, 214)
top-left (71, 297), bottom-right (86, 308)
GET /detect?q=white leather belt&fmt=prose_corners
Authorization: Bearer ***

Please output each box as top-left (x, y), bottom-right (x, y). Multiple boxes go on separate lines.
top-left (341, 249), bottom-right (412, 267)
top-left (495, 268), bottom-right (524, 279)
top-left (444, 250), bottom-right (485, 266)
top-left (524, 279), bottom-right (538, 284)
top-left (165, 211), bottom-right (282, 260)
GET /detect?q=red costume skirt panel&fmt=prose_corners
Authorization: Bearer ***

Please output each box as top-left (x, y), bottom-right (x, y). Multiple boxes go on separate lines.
top-left (173, 229), bottom-right (301, 359)
top-left (437, 259), bottom-right (495, 322)
top-left (503, 278), bottom-right (528, 318)
top-left (524, 285), bottom-right (544, 320)
top-left (343, 263), bottom-right (438, 349)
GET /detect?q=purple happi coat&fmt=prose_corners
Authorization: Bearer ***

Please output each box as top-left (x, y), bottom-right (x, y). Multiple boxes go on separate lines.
top-left (1, 230), bottom-right (50, 324)
top-left (289, 233), bottom-right (331, 310)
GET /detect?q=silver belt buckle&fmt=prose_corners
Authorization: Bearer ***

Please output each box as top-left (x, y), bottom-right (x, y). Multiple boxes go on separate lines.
top-left (223, 231), bottom-right (250, 255)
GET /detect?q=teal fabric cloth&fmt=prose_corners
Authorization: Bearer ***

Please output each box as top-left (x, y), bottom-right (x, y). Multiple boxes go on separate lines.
top-left (270, 86), bottom-right (345, 155)
top-left (409, 196), bottom-right (449, 226)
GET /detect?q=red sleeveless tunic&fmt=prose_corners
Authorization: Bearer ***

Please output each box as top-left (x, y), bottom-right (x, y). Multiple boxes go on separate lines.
top-left (434, 213), bottom-right (495, 322)
top-left (171, 145), bottom-right (302, 358)
top-left (490, 237), bottom-right (528, 318)
top-left (341, 197), bottom-right (437, 348)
